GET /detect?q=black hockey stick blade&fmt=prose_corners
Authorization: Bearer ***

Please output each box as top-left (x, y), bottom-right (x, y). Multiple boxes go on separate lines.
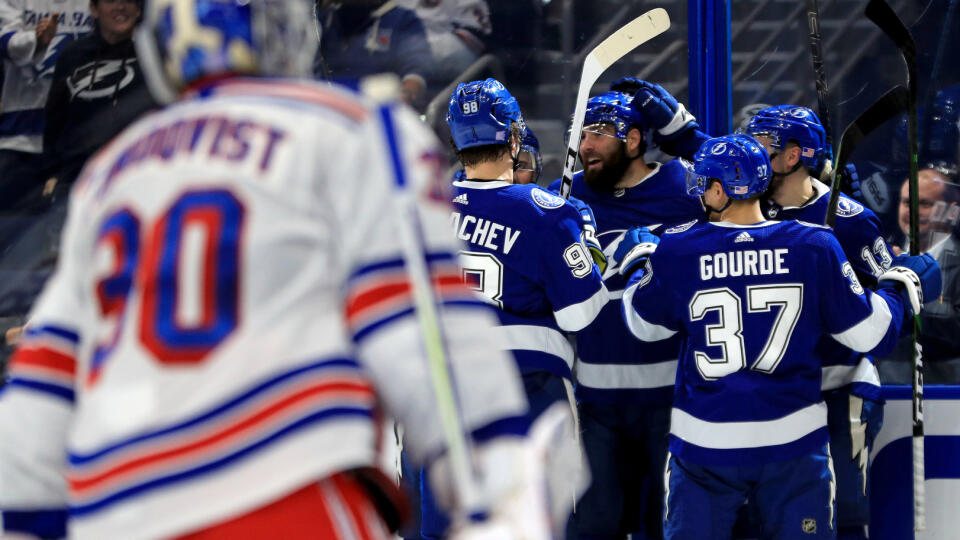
top-left (824, 85), bottom-right (909, 227)
top-left (866, 0), bottom-right (916, 70)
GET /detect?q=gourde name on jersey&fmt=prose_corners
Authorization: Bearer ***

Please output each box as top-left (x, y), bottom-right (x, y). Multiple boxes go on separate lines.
top-left (623, 220), bottom-right (905, 466)
top-left (698, 249), bottom-right (789, 280)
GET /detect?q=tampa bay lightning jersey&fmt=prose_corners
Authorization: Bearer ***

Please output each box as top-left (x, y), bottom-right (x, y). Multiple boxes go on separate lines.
top-left (548, 160), bottom-right (705, 404)
top-left (622, 220), bottom-right (906, 466)
top-left (761, 179), bottom-right (894, 400)
top-left (451, 179), bottom-right (608, 379)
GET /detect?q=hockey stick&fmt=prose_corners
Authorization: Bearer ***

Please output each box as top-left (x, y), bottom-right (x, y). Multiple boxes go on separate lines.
top-left (806, 0), bottom-right (834, 181)
top-left (824, 85), bottom-right (909, 228)
top-left (558, 8), bottom-right (671, 199)
top-left (865, 0), bottom-right (925, 530)
top-left (363, 76), bottom-right (483, 513)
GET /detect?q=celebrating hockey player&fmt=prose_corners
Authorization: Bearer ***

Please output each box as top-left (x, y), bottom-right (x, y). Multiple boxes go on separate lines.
top-left (514, 125), bottom-right (542, 185)
top-left (547, 81), bottom-right (705, 540)
top-left (618, 133), bottom-right (942, 540)
top-left (744, 105), bottom-right (894, 540)
top-left (0, 2), bottom-right (552, 539)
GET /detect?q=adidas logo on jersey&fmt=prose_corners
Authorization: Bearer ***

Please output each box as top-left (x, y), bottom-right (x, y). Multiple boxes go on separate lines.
top-left (452, 193), bottom-right (468, 205)
top-left (734, 231), bottom-right (753, 243)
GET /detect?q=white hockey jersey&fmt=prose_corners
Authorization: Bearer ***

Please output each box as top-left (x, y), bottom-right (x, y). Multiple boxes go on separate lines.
top-left (0, 0), bottom-right (93, 152)
top-left (0, 78), bottom-right (528, 539)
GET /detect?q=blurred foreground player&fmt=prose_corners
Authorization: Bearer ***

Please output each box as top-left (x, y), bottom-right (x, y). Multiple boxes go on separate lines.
top-left (619, 134), bottom-right (941, 540)
top-left (0, 1), bottom-right (549, 539)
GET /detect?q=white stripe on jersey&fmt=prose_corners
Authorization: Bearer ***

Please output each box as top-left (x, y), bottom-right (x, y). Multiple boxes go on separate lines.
top-left (492, 325), bottom-right (575, 370)
top-left (554, 286), bottom-right (608, 332)
top-left (830, 294), bottom-right (893, 353)
top-left (576, 359), bottom-right (678, 390)
top-left (670, 402), bottom-right (827, 449)
top-left (820, 356), bottom-right (881, 392)
top-left (622, 279), bottom-right (677, 342)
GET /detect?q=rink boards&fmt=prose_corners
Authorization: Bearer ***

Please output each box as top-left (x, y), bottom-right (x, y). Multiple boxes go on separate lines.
top-left (870, 385), bottom-right (960, 539)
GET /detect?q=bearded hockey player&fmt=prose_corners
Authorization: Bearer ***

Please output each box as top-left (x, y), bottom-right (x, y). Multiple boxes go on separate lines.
top-left (0, 2), bottom-right (552, 539)
top-left (617, 133), bottom-right (941, 540)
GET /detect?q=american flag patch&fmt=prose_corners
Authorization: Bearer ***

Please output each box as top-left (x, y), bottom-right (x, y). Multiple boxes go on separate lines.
top-left (734, 186), bottom-right (748, 194)
top-left (802, 147), bottom-right (815, 157)
top-left (496, 131), bottom-right (506, 141)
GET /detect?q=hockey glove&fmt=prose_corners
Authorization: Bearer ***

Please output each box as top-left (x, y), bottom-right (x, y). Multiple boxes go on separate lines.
top-left (614, 226), bottom-right (659, 277)
top-left (625, 79), bottom-right (698, 140)
top-left (878, 253), bottom-right (942, 316)
top-left (839, 163), bottom-right (863, 201)
top-left (567, 196), bottom-right (607, 273)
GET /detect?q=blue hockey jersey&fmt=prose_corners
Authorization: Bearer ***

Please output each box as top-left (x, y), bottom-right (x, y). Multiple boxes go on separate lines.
top-left (761, 179), bottom-right (894, 400)
top-left (451, 179), bottom-right (608, 379)
top-left (548, 160), bottom-right (705, 404)
top-left (622, 220), bottom-right (907, 466)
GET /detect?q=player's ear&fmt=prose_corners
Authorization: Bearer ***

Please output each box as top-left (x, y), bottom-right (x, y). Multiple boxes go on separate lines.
top-left (785, 145), bottom-right (801, 168)
top-left (626, 127), bottom-right (644, 158)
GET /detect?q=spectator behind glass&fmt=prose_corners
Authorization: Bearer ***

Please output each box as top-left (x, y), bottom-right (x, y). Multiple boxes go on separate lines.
top-left (0, 0), bottom-right (93, 210)
top-left (894, 167), bottom-right (959, 254)
top-left (883, 169), bottom-right (960, 382)
top-left (43, 0), bottom-right (156, 197)
top-left (315, 0), bottom-right (430, 107)
top-left (395, 0), bottom-right (490, 83)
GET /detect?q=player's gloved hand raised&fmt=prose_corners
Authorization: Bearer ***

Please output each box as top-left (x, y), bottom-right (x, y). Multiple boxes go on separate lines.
top-left (622, 79), bottom-right (698, 140)
top-left (567, 196), bottom-right (607, 273)
top-left (614, 226), bottom-right (659, 277)
top-left (839, 163), bottom-right (863, 201)
top-left (878, 253), bottom-right (942, 316)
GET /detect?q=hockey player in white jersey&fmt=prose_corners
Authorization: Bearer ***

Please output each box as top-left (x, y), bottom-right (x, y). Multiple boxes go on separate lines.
top-left (617, 134), bottom-right (941, 539)
top-left (0, 1), bottom-right (551, 539)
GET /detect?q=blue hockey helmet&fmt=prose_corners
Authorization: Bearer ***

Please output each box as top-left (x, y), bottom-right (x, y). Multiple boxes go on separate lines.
top-left (135, 0), bottom-right (316, 103)
top-left (582, 91), bottom-right (644, 139)
top-left (688, 134), bottom-right (772, 200)
top-left (517, 124), bottom-right (542, 182)
top-left (743, 105), bottom-right (828, 170)
top-left (447, 78), bottom-right (522, 151)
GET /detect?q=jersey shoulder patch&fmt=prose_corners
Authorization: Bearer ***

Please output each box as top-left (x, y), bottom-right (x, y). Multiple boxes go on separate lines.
top-left (665, 219), bottom-right (698, 234)
top-left (835, 197), bottom-right (864, 217)
top-left (530, 187), bottom-right (566, 210)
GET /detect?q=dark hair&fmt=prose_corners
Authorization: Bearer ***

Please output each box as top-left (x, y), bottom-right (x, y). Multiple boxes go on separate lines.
top-left (452, 123), bottom-right (522, 168)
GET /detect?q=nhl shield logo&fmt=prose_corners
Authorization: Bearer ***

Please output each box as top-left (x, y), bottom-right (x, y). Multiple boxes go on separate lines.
top-left (801, 518), bottom-right (817, 534)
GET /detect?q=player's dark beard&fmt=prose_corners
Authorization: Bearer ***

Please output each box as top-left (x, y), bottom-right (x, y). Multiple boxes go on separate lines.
top-left (583, 143), bottom-right (632, 193)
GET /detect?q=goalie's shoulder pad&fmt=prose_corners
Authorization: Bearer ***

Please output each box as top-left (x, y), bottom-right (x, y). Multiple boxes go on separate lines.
top-left (665, 219), bottom-right (698, 234)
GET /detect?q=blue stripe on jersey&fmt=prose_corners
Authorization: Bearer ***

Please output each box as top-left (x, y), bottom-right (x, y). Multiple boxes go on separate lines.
top-left (4, 378), bottom-right (75, 403)
top-left (0, 508), bottom-right (68, 539)
top-left (351, 298), bottom-right (490, 343)
top-left (0, 31), bottom-right (15, 59)
top-left (347, 253), bottom-right (456, 283)
top-left (0, 109), bottom-right (45, 137)
top-left (68, 357), bottom-right (358, 466)
top-left (69, 406), bottom-right (373, 517)
top-left (24, 324), bottom-right (81, 345)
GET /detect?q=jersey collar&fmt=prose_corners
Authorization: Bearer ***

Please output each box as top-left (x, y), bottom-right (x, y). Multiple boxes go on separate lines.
top-left (453, 179), bottom-right (511, 190)
top-left (708, 220), bottom-right (780, 228)
top-left (779, 177), bottom-right (830, 210)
